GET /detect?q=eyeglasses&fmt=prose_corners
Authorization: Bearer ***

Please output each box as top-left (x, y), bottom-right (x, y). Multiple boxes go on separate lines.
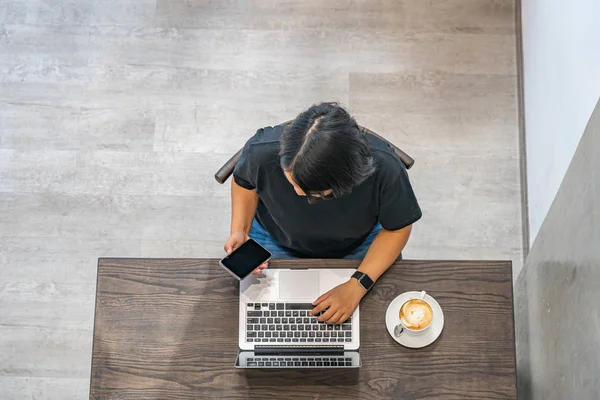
top-left (306, 191), bottom-right (335, 204)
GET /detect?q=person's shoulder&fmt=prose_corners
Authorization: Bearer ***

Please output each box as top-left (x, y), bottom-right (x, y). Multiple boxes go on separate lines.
top-left (365, 133), bottom-right (393, 152)
top-left (371, 144), bottom-right (408, 185)
top-left (365, 133), bottom-right (405, 168)
top-left (244, 125), bottom-right (284, 159)
top-left (248, 125), bottom-right (285, 146)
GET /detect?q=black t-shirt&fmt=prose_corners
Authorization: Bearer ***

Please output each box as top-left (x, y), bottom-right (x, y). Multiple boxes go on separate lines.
top-left (233, 125), bottom-right (422, 258)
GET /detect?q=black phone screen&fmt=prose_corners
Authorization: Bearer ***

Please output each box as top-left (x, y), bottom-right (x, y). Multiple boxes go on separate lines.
top-left (220, 239), bottom-right (272, 279)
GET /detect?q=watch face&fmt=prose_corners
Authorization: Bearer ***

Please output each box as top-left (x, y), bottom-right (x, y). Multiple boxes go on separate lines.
top-left (360, 274), bottom-right (374, 290)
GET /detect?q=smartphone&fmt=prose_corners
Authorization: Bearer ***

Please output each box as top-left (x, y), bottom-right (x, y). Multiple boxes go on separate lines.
top-left (219, 238), bottom-right (272, 280)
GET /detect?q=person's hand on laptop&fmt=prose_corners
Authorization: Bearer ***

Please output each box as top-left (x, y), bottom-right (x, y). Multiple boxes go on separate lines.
top-left (309, 279), bottom-right (365, 324)
top-left (223, 232), bottom-right (268, 275)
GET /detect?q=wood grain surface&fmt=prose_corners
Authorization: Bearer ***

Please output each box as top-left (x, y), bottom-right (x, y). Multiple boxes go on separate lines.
top-left (90, 259), bottom-right (516, 399)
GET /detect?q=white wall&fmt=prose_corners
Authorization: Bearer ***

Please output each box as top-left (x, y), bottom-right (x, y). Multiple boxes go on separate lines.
top-left (522, 0), bottom-right (600, 243)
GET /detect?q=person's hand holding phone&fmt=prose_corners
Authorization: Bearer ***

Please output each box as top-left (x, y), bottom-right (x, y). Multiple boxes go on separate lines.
top-left (223, 232), bottom-right (269, 275)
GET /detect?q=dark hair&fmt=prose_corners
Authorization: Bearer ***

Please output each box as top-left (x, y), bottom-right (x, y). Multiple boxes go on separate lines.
top-left (279, 102), bottom-right (376, 201)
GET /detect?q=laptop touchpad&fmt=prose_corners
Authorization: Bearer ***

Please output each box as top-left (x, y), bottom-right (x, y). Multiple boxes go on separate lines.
top-left (279, 270), bottom-right (320, 301)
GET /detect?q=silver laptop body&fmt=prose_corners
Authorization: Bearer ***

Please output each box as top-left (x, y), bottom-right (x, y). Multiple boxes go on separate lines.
top-left (235, 268), bottom-right (361, 368)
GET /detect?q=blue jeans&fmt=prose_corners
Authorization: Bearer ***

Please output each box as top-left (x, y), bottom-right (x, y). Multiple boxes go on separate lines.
top-left (249, 219), bottom-right (383, 259)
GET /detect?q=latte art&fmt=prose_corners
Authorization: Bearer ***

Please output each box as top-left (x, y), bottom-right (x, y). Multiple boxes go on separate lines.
top-left (399, 299), bottom-right (433, 331)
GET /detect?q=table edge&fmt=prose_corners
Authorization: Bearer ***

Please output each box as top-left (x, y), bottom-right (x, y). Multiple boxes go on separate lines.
top-left (89, 257), bottom-right (102, 399)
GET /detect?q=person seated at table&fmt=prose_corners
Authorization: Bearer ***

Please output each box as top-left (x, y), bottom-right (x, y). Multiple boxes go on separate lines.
top-left (223, 102), bottom-right (422, 324)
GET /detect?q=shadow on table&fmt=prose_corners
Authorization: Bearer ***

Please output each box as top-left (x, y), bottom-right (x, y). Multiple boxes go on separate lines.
top-left (240, 367), bottom-right (360, 387)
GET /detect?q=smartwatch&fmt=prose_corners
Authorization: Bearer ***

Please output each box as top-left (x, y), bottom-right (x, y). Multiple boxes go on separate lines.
top-left (352, 271), bottom-right (375, 292)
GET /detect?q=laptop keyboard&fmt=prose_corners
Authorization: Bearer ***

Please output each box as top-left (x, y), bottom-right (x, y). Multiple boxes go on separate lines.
top-left (245, 303), bottom-right (353, 344)
top-left (246, 356), bottom-right (354, 368)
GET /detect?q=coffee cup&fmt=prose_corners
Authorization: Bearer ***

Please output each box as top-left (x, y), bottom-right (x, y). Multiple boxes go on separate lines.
top-left (394, 291), bottom-right (434, 336)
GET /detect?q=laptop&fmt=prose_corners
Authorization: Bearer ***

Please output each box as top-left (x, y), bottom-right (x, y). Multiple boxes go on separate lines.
top-left (235, 268), bottom-right (361, 368)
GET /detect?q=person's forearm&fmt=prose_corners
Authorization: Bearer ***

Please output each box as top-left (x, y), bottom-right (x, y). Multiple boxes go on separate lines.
top-left (356, 225), bottom-right (413, 282)
top-left (230, 179), bottom-right (259, 235)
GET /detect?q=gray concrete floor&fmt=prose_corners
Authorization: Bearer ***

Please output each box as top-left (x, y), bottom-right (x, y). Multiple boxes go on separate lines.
top-left (0, 0), bottom-right (521, 397)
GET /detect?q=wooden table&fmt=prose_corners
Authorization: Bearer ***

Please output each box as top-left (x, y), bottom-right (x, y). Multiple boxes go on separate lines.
top-left (90, 259), bottom-right (516, 399)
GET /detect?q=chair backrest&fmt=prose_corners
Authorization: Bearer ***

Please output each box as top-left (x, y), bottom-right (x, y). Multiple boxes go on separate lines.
top-left (214, 123), bottom-right (414, 184)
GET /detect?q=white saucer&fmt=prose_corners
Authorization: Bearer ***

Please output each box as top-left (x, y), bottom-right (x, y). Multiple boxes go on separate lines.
top-left (385, 291), bottom-right (444, 348)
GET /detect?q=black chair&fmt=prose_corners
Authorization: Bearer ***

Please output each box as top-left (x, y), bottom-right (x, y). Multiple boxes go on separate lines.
top-left (214, 122), bottom-right (414, 184)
